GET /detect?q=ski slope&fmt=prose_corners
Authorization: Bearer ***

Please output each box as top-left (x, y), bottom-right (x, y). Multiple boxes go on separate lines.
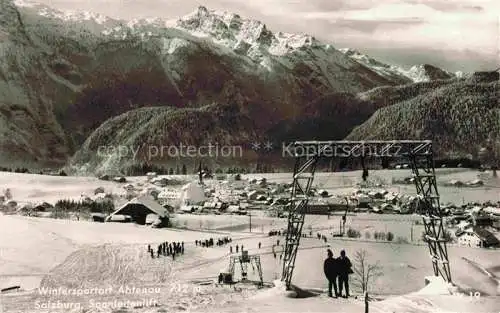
top-left (1, 213), bottom-right (498, 312)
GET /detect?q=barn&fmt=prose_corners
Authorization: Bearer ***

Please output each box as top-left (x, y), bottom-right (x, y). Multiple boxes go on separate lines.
top-left (107, 196), bottom-right (169, 226)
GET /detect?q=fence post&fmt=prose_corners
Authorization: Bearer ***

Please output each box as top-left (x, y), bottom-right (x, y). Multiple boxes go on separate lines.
top-left (364, 291), bottom-right (369, 313)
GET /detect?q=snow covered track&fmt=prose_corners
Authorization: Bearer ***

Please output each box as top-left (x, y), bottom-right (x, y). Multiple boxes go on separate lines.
top-left (40, 244), bottom-right (173, 288)
top-left (461, 257), bottom-right (499, 284)
top-left (1, 243), bottom-right (257, 312)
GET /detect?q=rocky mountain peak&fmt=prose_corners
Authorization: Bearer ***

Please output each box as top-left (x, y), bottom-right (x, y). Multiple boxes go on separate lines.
top-left (167, 6), bottom-right (332, 54)
top-left (174, 6), bottom-right (278, 47)
top-left (339, 48), bottom-right (385, 67)
top-left (406, 64), bottom-right (454, 82)
top-left (338, 48), bottom-right (359, 56)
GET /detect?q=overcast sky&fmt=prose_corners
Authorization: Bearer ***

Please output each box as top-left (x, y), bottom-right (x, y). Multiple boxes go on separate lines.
top-left (35, 0), bottom-right (499, 72)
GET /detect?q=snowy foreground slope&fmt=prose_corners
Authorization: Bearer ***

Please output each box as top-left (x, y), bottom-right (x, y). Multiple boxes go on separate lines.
top-left (1, 212), bottom-right (498, 313)
top-left (210, 287), bottom-right (500, 313)
top-left (205, 278), bottom-right (499, 313)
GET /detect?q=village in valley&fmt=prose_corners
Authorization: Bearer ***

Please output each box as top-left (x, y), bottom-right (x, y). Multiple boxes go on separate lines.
top-left (0, 157), bottom-right (499, 313)
top-left (2, 164), bottom-right (499, 248)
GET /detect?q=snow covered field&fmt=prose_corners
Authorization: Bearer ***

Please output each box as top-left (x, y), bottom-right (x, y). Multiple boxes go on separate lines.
top-left (0, 172), bottom-right (123, 205)
top-left (1, 213), bottom-right (498, 312)
top-left (0, 170), bottom-right (499, 312)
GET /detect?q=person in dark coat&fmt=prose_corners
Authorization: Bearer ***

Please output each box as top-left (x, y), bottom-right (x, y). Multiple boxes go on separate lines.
top-left (323, 249), bottom-right (339, 297)
top-left (337, 250), bottom-right (352, 298)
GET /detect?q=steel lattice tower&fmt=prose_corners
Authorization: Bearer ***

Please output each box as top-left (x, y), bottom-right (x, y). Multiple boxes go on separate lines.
top-left (281, 140), bottom-right (452, 289)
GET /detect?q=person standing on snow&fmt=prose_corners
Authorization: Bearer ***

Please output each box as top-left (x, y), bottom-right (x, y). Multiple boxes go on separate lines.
top-left (337, 250), bottom-right (352, 298)
top-left (323, 249), bottom-right (339, 297)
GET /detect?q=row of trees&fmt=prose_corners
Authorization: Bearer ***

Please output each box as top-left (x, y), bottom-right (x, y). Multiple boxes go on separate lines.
top-left (123, 162), bottom-right (282, 176)
top-left (347, 228), bottom-right (396, 242)
top-left (348, 227), bottom-right (454, 244)
top-left (0, 167), bottom-right (30, 173)
top-left (124, 163), bottom-right (185, 176)
top-left (421, 229), bottom-right (453, 243)
top-left (1, 145), bottom-right (497, 177)
top-left (0, 167), bottom-right (67, 176)
top-left (54, 199), bottom-right (115, 214)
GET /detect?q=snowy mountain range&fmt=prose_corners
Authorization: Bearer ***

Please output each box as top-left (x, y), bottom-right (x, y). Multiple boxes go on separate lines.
top-left (338, 48), bottom-right (457, 82)
top-left (1, 0), bottom-right (490, 171)
top-left (14, 0), bottom-right (458, 83)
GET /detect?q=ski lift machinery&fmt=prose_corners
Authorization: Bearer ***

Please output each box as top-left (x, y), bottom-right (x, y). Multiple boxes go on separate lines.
top-left (223, 250), bottom-right (264, 286)
top-left (281, 140), bottom-right (452, 290)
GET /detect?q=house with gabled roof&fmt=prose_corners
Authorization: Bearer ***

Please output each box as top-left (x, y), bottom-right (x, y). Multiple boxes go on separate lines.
top-left (107, 196), bottom-right (169, 226)
top-left (456, 226), bottom-right (499, 248)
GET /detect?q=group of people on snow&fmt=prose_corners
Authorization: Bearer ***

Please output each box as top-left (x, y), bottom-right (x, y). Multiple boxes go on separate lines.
top-left (195, 237), bottom-right (232, 247)
top-left (324, 249), bottom-right (353, 298)
top-left (148, 241), bottom-right (184, 260)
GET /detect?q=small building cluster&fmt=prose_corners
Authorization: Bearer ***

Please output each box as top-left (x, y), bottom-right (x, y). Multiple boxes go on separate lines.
top-left (3, 171), bottom-right (499, 248)
top-left (447, 203), bottom-right (500, 248)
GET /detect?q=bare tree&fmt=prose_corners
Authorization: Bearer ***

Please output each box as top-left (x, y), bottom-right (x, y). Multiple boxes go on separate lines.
top-left (352, 249), bottom-right (383, 294)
